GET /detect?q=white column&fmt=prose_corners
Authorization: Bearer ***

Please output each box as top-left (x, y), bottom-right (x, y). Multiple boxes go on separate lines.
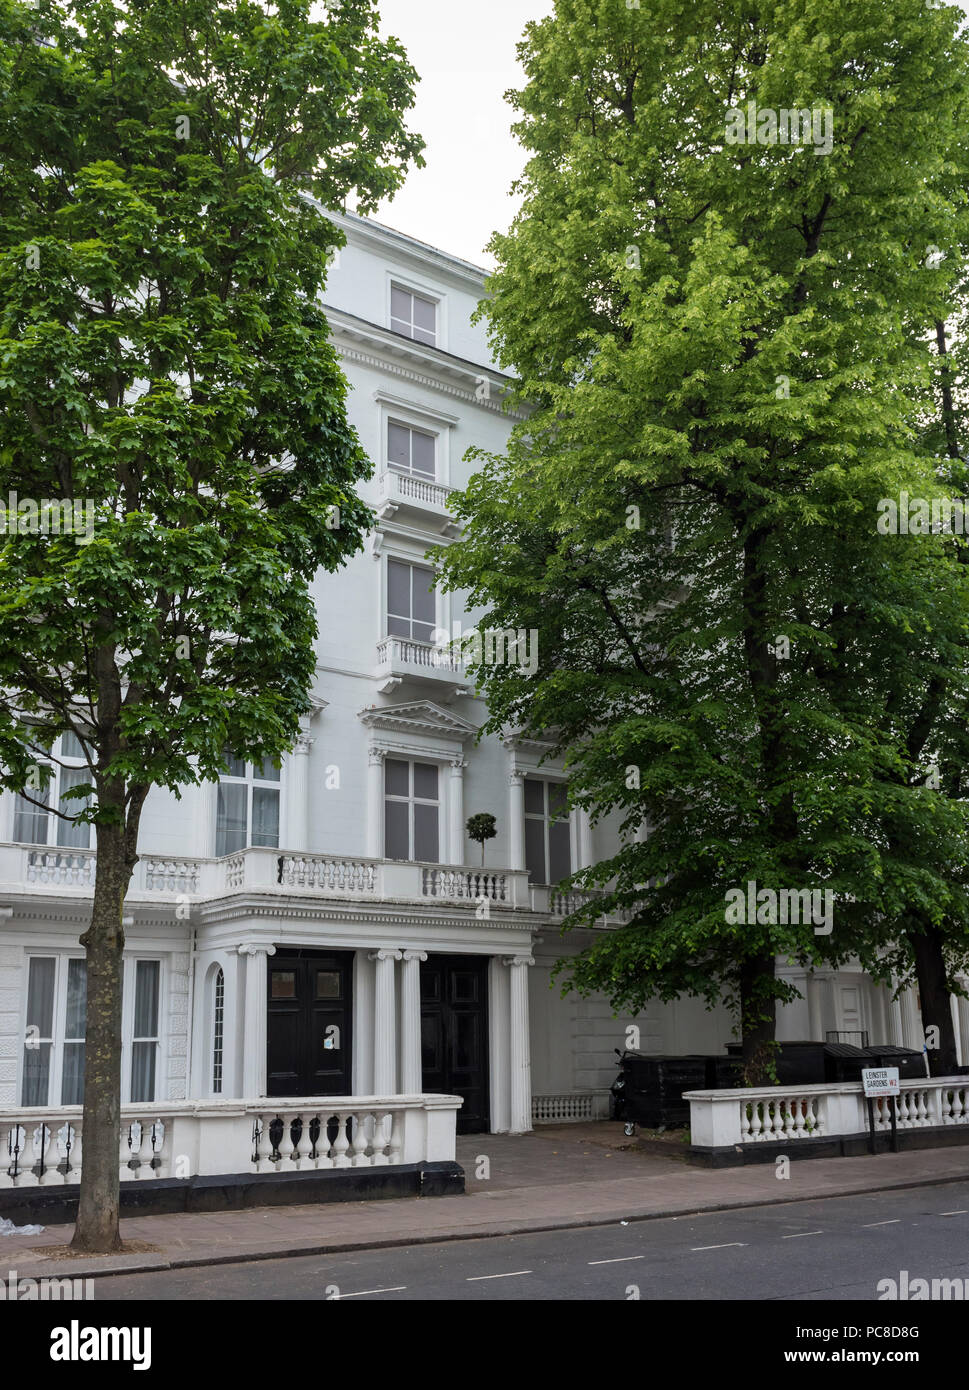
top-left (287, 731), bottom-right (313, 852)
top-left (900, 986), bottom-right (921, 1051)
top-left (400, 950), bottom-right (428, 1093)
top-left (956, 985), bottom-right (969, 1065)
top-left (807, 972), bottom-right (823, 1040)
top-left (448, 758), bottom-right (466, 864)
top-left (370, 948), bottom-right (402, 1094)
top-left (950, 993), bottom-right (962, 1067)
top-left (577, 807), bottom-right (593, 870)
top-left (888, 980), bottom-right (905, 1047)
top-left (239, 943), bottom-right (275, 1097)
top-left (367, 748), bottom-right (385, 859)
top-left (504, 954), bottom-right (534, 1134)
top-left (508, 770), bottom-right (525, 872)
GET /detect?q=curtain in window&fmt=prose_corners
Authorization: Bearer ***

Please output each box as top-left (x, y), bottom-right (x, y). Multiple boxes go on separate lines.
top-left (22, 957), bottom-right (55, 1105)
top-left (130, 961), bottom-right (160, 1103)
top-left (216, 782), bottom-right (247, 856)
top-left (61, 958), bottom-right (87, 1105)
top-left (56, 766), bottom-right (92, 849)
top-left (251, 786), bottom-right (279, 847)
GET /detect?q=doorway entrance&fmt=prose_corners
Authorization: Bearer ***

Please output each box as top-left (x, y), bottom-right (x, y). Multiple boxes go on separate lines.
top-left (421, 954), bottom-right (490, 1134)
top-left (267, 949), bottom-right (353, 1097)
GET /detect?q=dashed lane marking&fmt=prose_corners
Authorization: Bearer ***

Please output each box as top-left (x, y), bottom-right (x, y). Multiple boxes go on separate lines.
top-left (690, 1243), bottom-right (747, 1251)
top-left (782, 1231), bottom-right (824, 1239)
top-left (337, 1287), bottom-right (407, 1298)
top-left (588, 1256), bottom-right (645, 1266)
top-left (861, 1219), bottom-right (900, 1228)
top-left (466, 1270), bottom-right (533, 1282)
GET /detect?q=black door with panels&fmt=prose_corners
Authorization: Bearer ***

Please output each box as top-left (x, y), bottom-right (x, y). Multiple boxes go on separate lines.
top-left (421, 954), bottom-right (490, 1134)
top-left (267, 949), bottom-right (353, 1096)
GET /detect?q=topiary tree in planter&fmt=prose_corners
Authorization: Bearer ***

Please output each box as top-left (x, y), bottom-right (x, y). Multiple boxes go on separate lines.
top-left (466, 812), bottom-right (497, 867)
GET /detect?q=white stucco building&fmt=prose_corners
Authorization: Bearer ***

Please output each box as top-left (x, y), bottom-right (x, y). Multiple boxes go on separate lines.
top-left (1, 211), bottom-right (964, 1171)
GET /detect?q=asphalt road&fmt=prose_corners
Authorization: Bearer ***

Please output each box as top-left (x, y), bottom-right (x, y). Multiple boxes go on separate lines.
top-left (91, 1179), bottom-right (969, 1301)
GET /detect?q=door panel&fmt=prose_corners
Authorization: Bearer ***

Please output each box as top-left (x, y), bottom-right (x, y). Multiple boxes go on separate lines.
top-left (267, 950), bottom-right (353, 1097)
top-left (421, 955), bottom-right (489, 1134)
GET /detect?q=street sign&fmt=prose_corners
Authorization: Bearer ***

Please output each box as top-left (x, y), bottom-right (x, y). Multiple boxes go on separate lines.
top-left (862, 1066), bottom-right (900, 1097)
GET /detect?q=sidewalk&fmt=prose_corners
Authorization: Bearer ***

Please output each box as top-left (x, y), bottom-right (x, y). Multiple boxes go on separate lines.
top-left (2, 1122), bottom-right (967, 1283)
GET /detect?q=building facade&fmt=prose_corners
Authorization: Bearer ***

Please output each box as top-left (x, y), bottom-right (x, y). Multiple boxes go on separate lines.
top-left (1, 212), bottom-right (965, 1141)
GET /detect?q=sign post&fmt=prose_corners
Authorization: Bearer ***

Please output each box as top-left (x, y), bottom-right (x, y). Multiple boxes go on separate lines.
top-left (862, 1067), bottom-right (901, 1154)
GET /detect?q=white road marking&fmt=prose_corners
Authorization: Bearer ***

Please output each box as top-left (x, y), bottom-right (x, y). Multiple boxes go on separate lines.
top-left (588, 1255), bottom-right (645, 1266)
top-left (861, 1219), bottom-right (900, 1227)
top-left (782, 1231), bottom-right (824, 1239)
top-left (337, 1286), bottom-right (407, 1298)
top-left (691, 1242), bottom-right (747, 1251)
top-left (940, 1210), bottom-right (968, 1216)
top-left (466, 1270), bottom-right (533, 1282)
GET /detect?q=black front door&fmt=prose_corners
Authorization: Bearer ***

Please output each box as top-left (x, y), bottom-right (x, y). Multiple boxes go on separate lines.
top-left (267, 949), bottom-right (353, 1096)
top-left (421, 954), bottom-right (490, 1134)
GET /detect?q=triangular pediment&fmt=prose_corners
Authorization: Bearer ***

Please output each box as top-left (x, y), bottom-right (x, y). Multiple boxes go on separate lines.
top-left (358, 700), bottom-right (477, 740)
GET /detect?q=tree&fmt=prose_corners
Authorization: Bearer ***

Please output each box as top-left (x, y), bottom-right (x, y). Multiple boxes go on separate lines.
top-left (466, 812), bottom-right (497, 866)
top-left (437, 0), bottom-right (969, 1079)
top-left (0, 0), bottom-right (423, 1251)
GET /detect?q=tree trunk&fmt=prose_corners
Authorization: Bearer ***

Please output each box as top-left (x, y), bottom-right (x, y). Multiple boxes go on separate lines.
top-left (71, 819), bottom-right (131, 1253)
top-left (908, 917), bottom-right (960, 1076)
top-left (739, 953), bottom-right (778, 1085)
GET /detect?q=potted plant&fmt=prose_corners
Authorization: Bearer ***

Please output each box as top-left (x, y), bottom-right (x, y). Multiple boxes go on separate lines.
top-left (466, 812), bottom-right (497, 867)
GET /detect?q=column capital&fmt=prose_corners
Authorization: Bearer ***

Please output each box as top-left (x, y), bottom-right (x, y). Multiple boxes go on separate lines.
top-left (293, 733), bottom-right (315, 756)
top-left (369, 949), bottom-right (403, 963)
top-left (369, 746), bottom-right (387, 766)
top-left (509, 769), bottom-right (525, 786)
top-left (502, 954), bottom-right (535, 968)
top-left (449, 757), bottom-right (468, 772)
top-left (237, 943), bottom-right (276, 958)
top-left (401, 950), bottom-right (428, 963)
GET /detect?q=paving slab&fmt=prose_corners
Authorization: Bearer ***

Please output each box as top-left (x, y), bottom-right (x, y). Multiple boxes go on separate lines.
top-left (1, 1123), bottom-right (966, 1284)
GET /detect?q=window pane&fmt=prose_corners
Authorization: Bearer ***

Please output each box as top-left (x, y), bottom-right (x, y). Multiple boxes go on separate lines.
top-left (21, 1042), bottom-right (51, 1106)
top-left (412, 620), bottom-right (435, 645)
top-left (61, 1042), bottom-right (85, 1105)
top-left (134, 961), bottom-right (160, 1038)
top-left (524, 818), bottom-right (546, 884)
top-left (271, 970), bottom-right (296, 999)
top-left (413, 763), bottom-right (438, 801)
top-left (549, 819), bottom-right (571, 885)
top-left (316, 971), bottom-right (341, 999)
top-left (523, 777), bottom-right (545, 815)
top-left (26, 957), bottom-right (55, 1038)
top-left (255, 758), bottom-right (279, 782)
top-left (13, 790), bottom-right (49, 845)
top-left (385, 799), bottom-right (409, 860)
top-left (412, 567), bottom-right (435, 625)
top-left (390, 286), bottom-right (411, 323)
top-left (413, 295), bottom-right (436, 333)
top-left (57, 766), bottom-right (91, 848)
top-left (130, 1041), bottom-right (156, 1103)
top-left (388, 422), bottom-right (411, 469)
top-left (387, 559), bottom-right (411, 619)
top-left (387, 614), bottom-right (411, 639)
top-left (216, 782), bottom-right (247, 856)
top-left (414, 802), bottom-right (439, 862)
top-left (222, 751), bottom-right (247, 778)
top-left (251, 787), bottom-right (279, 847)
top-left (64, 958), bottom-right (87, 1038)
top-left (61, 730), bottom-right (85, 759)
top-left (548, 781), bottom-right (569, 818)
top-left (411, 430), bottom-right (435, 477)
top-left (412, 326), bottom-right (436, 346)
top-left (385, 758), bottom-right (409, 797)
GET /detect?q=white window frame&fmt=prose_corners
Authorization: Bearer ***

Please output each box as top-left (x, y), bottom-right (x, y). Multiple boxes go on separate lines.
top-left (387, 275), bottom-right (445, 349)
top-left (215, 756), bottom-right (281, 857)
top-left (19, 952), bottom-right (166, 1106)
top-left (380, 541), bottom-right (446, 649)
top-left (386, 555), bottom-right (439, 645)
top-left (383, 757), bottom-right (441, 863)
top-left (387, 418), bottom-right (438, 482)
top-left (523, 775), bottom-right (573, 887)
top-left (10, 732), bottom-right (93, 849)
top-left (374, 393), bottom-right (456, 486)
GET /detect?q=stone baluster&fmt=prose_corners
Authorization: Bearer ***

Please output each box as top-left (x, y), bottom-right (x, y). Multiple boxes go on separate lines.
top-left (278, 1114), bottom-right (295, 1167)
top-left (388, 1111), bottom-right (403, 1166)
top-left (295, 1114), bottom-right (313, 1169)
top-left (331, 1112), bottom-right (351, 1168)
top-left (254, 1116), bottom-right (275, 1172)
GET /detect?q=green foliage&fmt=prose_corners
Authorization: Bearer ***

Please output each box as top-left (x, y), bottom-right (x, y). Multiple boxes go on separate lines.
top-left (437, 0), bottom-right (969, 1044)
top-left (0, 0), bottom-right (423, 815)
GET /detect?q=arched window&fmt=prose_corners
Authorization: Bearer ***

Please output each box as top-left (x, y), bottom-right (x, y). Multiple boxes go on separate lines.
top-left (212, 968), bottom-right (224, 1095)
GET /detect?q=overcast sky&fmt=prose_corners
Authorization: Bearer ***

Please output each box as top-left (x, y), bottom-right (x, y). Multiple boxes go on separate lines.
top-left (372, 0), bottom-right (554, 269)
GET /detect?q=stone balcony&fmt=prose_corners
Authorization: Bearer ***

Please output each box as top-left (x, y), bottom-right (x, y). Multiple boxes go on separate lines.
top-left (0, 843), bottom-right (626, 922)
top-left (375, 469), bottom-right (459, 536)
top-left (374, 634), bottom-right (470, 694)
